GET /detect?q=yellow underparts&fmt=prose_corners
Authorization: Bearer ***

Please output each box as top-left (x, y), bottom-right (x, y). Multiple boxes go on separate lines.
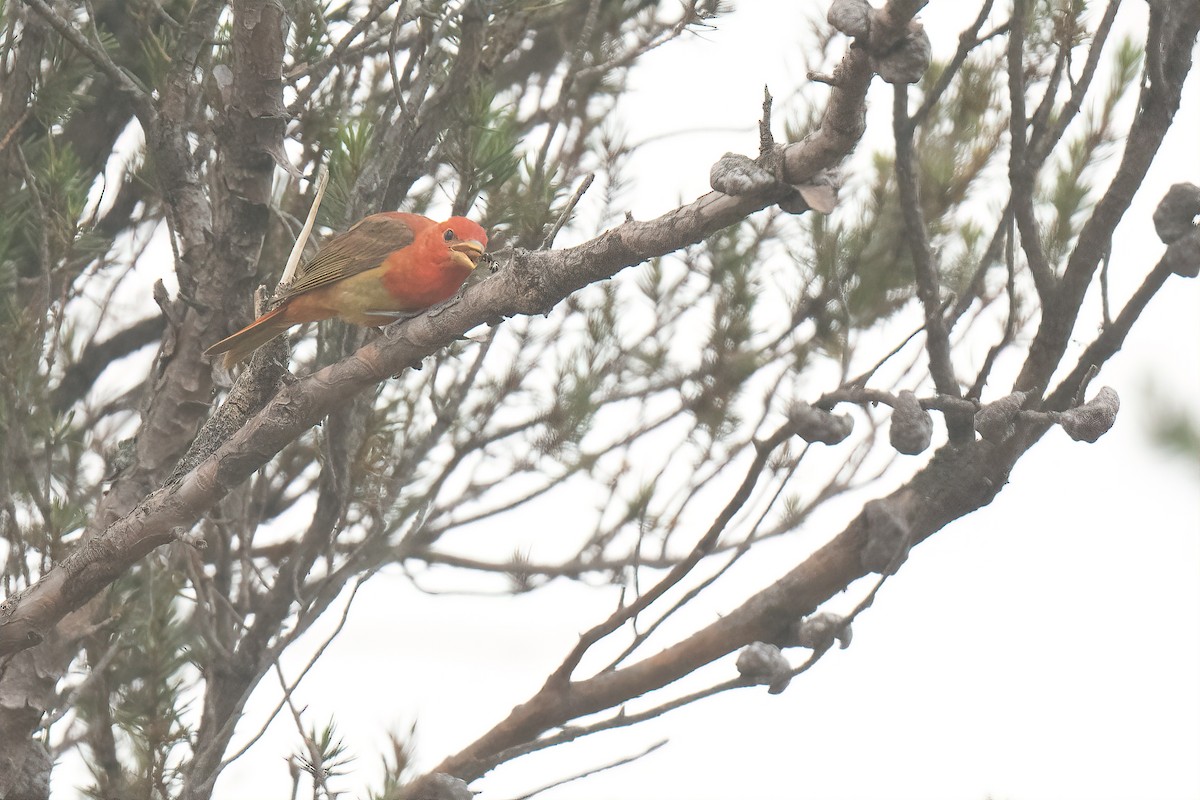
top-left (285, 254), bottom-right (473, 327)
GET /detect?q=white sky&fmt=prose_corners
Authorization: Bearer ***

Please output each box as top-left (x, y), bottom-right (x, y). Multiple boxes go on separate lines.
top-left (57, 2), bottom-right (1200, 799)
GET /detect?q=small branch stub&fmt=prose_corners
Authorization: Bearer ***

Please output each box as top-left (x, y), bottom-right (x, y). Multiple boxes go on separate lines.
top-left (1058, 386), bottom-right (1120, 443)
top-left (889, 389), bottom-right (933, 454)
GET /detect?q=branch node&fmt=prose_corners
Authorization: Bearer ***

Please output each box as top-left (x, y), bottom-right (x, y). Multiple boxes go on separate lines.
top-left (889, 389), bottom-right (933, 455)
top-left (827, 0), bottom-right (872, 38)
top-left (828, 0), bottom-right (930, 84)
top-left (786, 402), bottom-right (853, 445)
top-left (872, 22), bottom-right (932, 84)
top-left (709, 153), bottom-right (776, 196)
top-left (1152, 183), bottom-right (1200, 245)
top-left (789, 612), bottom-right (852, 652)
top-left (860, 497), bottom-right (912, 575)
top-left (736, 641), bottom-right (792, 694)
top-left (1058, 386), bottom-right (1120, 443)
top-left (974, 390), bottom-right (1028, 442)
top-left (173, 528), bottom-right (208, 550)
top-left (1154, 183), bottom-right (1200, 278)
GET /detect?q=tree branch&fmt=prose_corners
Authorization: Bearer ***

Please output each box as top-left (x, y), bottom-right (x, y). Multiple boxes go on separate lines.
top-left (1027, 0), bottom-right (1120, 165)
top-left (0, 0), bottom-right (927, 667)
top-left (406, 438), bottom-right (1016, 790)
top-left (1006, 0), bottom-right (1058, 301)
top-left (1015, 1), bottom-right (1200, 395)
top-left (50, 316), bottom-right (166, 414)
top-left (892, 84), bottom-right (968, 439)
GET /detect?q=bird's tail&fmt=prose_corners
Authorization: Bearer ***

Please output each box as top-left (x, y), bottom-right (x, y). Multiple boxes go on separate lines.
top-left (204, 306), bottom-right (291, 369)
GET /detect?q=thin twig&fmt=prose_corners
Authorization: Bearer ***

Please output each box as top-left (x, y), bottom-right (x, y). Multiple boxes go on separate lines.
top-left (947, 201), bottom-right (1013, 325)
top-left (1028, 0), bottom-right (1122, 165)
top-left (1046, 256), bottom-right (1174, 410)
top-left (505, 740), bottom-right (669, 800)
top-left (604, 449), bottom-right (805, 672)
top-left (533, 0), bottom-right (603, 183)
top-left (280, 166), bottom-right (329, 288)
top-left (541, 173), bottom-right (595, 250)
top-left (0, 106), bottom-right (31, 155)
top-left (37, 624), bottom-right (122, 731)
top-left (387, 0), bottom-right (415, 114)
top-left (843, 301), bottom-right (949, 390)
top-left (217, 574), bottom-right (369, 770)
top-left (576, 0), bottom-right (707, 81)
top-left (22, 0), bottom-right (152, 117)
top-left (968, 210), bottom-right (1019, 399)
top-left (549, 422), bottom-right (797, 685)
top-left (907, 0), bottom-right (996, 128)
top-left (288, 0), bottom-right (396, 115)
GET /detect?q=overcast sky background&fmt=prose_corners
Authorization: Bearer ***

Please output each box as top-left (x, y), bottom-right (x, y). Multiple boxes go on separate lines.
top-left (59, 2), bottom-right (1200, 799)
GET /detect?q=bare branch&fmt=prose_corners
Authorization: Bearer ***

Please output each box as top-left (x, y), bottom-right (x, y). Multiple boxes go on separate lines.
top-left (891, 84), bottom-right (968, 438)
top-left (505, 740), bottom-right (668, 800)
top-left (408, 440), bottom-right (1012, 790)
top-left (0, 0), bottom-right (910, 660)
top-left (1027, 0), bottom-right (1123, 166)
top-left (1006, 0), bottom-right (1058, 301)
top-left (1016, 1), bottom-right (1200, 395)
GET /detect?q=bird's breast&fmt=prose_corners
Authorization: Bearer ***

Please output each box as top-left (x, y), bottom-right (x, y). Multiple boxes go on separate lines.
top-left (285, 249), bottom-right (474, 328)
top-left (380, 250), bottom-right (473, 310)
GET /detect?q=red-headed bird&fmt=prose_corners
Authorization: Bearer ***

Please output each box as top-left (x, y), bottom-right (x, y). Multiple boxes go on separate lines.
top-left (205, 212), bottom-right (487, 368)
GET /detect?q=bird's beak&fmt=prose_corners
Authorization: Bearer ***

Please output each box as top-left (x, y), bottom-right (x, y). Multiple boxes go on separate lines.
top-left (449, 239), bottom-right (485, 270)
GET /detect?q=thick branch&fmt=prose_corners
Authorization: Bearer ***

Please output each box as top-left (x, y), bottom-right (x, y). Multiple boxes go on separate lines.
top-left (0, 16), bottom-right (900, 654)
top-left (548, 423), bottom-right (798, 686)
top-left (1015, 2), bottom-right (1200, 394)
top-left (0, 186), bottom-right (776, 656)
top-left (408, 438), bottom-right (1014, 788)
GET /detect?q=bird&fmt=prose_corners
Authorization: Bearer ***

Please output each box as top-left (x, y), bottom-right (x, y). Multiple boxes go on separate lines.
top-left (205, 212), bottom-right (488, 369)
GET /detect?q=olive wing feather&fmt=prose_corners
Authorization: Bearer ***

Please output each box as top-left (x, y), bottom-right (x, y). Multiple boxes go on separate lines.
top-left (278, 214), bottom-right (416, 300)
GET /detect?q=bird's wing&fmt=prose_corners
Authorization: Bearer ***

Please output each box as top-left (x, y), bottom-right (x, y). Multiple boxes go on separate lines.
top-left (278, 213), bottom-right (418, 300)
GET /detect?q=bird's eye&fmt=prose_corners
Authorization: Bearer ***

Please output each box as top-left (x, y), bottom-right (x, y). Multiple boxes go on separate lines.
top-left (443, 229), bottom-right (455, 242)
